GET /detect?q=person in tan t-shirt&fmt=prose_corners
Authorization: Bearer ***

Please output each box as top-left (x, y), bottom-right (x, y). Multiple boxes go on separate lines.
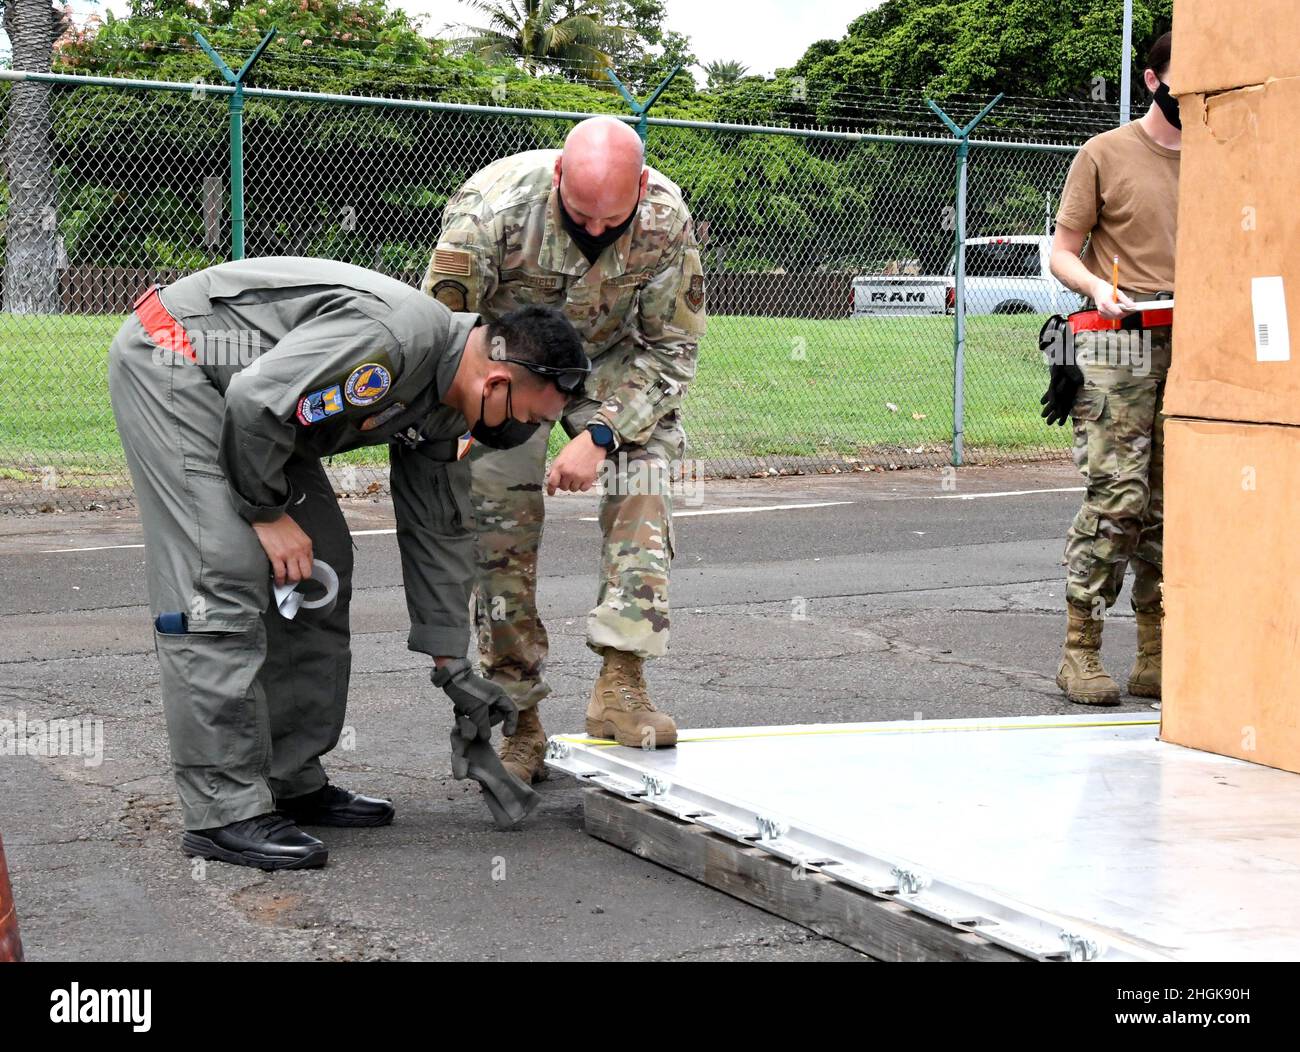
top-left (1047, 31), bottom-right (1180, 708)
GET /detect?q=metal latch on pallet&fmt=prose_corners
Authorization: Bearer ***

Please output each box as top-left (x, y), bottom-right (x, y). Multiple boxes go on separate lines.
top-left (641, 774), bottom-right (671, 798)
top-left (892, 866), bottom-right (931, 896)
top-left (1059, 930), bottom-right (1103, 962)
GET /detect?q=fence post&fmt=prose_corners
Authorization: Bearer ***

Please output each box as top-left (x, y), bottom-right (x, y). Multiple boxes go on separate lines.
top-left (1120, 0), bottom-right (1134, 124)
top-left (194, 28), bottom-right (277, 260)
top-left (927, 95), bottom-right (1002, 467)
top-left (605, 66), bottom-right (682, 143)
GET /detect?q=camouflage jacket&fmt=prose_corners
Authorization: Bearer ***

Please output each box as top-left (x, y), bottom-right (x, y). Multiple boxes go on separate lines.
top-left (421, 149), bottom-right (705, 446)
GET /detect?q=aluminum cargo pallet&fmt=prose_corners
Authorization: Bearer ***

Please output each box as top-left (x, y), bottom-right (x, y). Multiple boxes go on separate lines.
top-left (545, 713), bottom-right (1300, 962)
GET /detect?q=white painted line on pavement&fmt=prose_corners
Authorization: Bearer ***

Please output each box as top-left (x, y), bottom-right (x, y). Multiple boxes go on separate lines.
top-left (40, 542), bottom-right (145, 553)
top-left (40, 528), bottom-right (399, 553)
top-left (932, 487), bottom-right (1085, 500)
top-left (40, 489), bottom-right (1076, 552)
top-left (579, 500), bottom-right (856, 522)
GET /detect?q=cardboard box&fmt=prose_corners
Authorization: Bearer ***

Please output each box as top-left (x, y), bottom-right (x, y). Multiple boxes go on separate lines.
top-left (1166, 77), bottom-right (1300, 426)
top-left (1162, 417), bottom-right (1300, 774)
top-left (1170, 0), bottom-right (1300, 95)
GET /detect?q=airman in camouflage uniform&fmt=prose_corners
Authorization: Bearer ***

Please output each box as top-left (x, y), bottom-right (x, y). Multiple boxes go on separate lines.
top-left (1049, 31), bottom-right (1180, 705)
top-left (422, 117), bottom-right (705, 780)
top-left (1064, 327), bottom-right (1170, 621)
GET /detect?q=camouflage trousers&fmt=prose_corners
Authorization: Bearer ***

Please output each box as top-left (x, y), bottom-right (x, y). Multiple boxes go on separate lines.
top-left (1064, 326), bottom-right (1172, 615)
top-left (468, 399), bottom-right (683, 709)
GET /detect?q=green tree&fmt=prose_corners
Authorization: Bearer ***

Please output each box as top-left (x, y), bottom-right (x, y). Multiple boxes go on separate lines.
top-left (36, 0), bottom-right (639, 272)
top-left (601, 0), bottom-right (695, 92)
top-left (793, 0), bottom-right (1174, 103)
top-left (2, 0), bottom-right (69, 313)
top-left (57, 0), bottom-right (439, 84)
top-left (702, 60), bottom-right (748, 90)
top-left (454, 0), bottom-right (618, 78)
top-left (19, 0), bottom-right (1135, 284)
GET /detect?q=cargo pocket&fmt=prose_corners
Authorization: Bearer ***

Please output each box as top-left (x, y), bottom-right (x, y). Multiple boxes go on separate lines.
top-left (181, 464), bottom-right (269, 628)
top-left (153, 624), bottom-right (268, 770)
top-left (1064, 504), bottom-right (1102, 582)
top-left (1069, 386), bottom-right (1112, 479)
top-left (1069, 385), bottom-right (1107, 424)
top-left (1071, 505), bottom-right (1100, 541)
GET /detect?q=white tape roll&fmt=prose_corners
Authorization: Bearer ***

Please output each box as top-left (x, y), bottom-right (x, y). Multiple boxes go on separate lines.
top-left (273, 559), bottom-right (339, 620)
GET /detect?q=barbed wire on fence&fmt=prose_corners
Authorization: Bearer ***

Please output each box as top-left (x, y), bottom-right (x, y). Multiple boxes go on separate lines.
top-left (43, 20), bottom-right (1123, 143)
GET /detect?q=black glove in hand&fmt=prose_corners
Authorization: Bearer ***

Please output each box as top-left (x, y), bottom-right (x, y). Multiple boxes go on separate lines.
top-left (1040, 361), bottom-right (1084, 426)
top-left (432, 658), bottom-right (519, 740)
top-left (1038, 315), bottom-right (1082, 427)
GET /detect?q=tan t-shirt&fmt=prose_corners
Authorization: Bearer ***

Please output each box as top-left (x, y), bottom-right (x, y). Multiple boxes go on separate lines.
top-left (1056, 121), bottom-right (1180, 295)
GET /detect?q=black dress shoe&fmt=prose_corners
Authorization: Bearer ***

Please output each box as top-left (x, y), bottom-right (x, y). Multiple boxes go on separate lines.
top-left (278, 783), bottom-right (395, 828)
top-left (181, 813), bottom-right (327, 871)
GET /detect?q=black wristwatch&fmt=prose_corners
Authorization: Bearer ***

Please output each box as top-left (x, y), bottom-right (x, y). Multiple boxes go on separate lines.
top-left (586, 422), bottom-right (618, 452)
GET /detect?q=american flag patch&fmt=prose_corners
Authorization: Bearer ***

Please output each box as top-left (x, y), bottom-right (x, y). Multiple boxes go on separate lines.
top-left (433, 248), bottom-right (473, 276)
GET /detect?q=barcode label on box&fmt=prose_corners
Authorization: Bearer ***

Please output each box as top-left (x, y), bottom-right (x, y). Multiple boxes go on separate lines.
top-left (1251, 276), bottom-right (1291, 362)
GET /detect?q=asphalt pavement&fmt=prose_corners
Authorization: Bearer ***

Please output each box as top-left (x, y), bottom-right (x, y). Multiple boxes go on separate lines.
top-left (0, 461), bottom-right (1151, 961)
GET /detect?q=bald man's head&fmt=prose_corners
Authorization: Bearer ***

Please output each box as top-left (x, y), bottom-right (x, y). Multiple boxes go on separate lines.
top-left (554, 116), bottom-right (648, 237)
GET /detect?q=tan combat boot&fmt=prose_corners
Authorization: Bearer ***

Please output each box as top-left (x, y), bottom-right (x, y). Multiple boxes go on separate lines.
top-left (498, 706), bottom-right (548, 784)
top-left (586, 648), bottom-right (678, 748)
top-left (1056, 604), bottom-right (1122, 706)
top-left (1128, 610), bottom-right (1162, 699)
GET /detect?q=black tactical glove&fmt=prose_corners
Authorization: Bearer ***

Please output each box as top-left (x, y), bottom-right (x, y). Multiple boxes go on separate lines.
top-left (1038, 315), bottom-right (1083, 426)
top-left (1040, 361), bottom-right (1084, 426)
top-left (431, 658), bottom-right (519, 741)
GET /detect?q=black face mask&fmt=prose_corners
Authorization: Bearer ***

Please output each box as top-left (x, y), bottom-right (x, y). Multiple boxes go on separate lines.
top-left (558, 183), bottom-right (638, 264)
top-left (471, 382), bottom-right (540, 450)
top-left (1154, 80), bottom-right (1182, 130)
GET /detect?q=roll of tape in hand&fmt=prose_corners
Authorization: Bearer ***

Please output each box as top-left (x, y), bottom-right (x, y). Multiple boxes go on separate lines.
top-left (273, 559), bottom-right (339, 620)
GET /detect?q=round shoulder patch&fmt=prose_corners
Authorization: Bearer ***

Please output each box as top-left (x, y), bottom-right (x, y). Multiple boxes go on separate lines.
top-left (344, 362), bottom-right (391, 407)
top-left (431, 279), bottom-right (469, 312)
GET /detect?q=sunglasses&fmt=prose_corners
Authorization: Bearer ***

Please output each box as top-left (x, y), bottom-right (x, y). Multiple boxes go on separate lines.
top-left (497, 356), bottom-right (590, 393)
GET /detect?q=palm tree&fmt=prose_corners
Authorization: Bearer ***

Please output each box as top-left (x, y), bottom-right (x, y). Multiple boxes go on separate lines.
top-left (703, 59), bottom-right (748, 90)
top-left (2, 0), bottom-right (66, 314)
top-left (454, 0), bottom-right (621, 78)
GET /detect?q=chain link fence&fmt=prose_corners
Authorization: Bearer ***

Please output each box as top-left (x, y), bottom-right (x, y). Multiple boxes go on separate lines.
top-left (0, 71), bottom-right (1090, 512)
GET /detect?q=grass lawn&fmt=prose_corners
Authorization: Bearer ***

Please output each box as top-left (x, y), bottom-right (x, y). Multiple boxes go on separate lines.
top-left (690, 313), bottom-right (1066, 460)
top-left (0, 311), bottom-right (1066, 487)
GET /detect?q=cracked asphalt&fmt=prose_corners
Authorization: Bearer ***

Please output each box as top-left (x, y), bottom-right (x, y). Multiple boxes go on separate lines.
top-left (0, 460), bottom-right (1152, 961)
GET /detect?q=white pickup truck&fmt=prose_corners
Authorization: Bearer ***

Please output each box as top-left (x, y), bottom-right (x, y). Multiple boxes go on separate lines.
top-left (851, 274), bottom-right (950, 316)
top-left (853, 235), bottom-right (1084, 317)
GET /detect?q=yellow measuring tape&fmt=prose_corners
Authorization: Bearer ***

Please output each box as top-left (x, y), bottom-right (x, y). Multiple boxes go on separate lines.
top-left (556, 717), bottom-right (1161, 749)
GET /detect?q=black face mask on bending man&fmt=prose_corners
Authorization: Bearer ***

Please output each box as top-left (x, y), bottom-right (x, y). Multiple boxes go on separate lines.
top-left (471, 382), bottom-right (540, 450)
top-left (557, 179), bottom-right (639, 264)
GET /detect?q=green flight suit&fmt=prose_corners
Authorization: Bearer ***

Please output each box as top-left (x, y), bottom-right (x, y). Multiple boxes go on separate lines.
top-left (108, 256), bottom-right (477, 829)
